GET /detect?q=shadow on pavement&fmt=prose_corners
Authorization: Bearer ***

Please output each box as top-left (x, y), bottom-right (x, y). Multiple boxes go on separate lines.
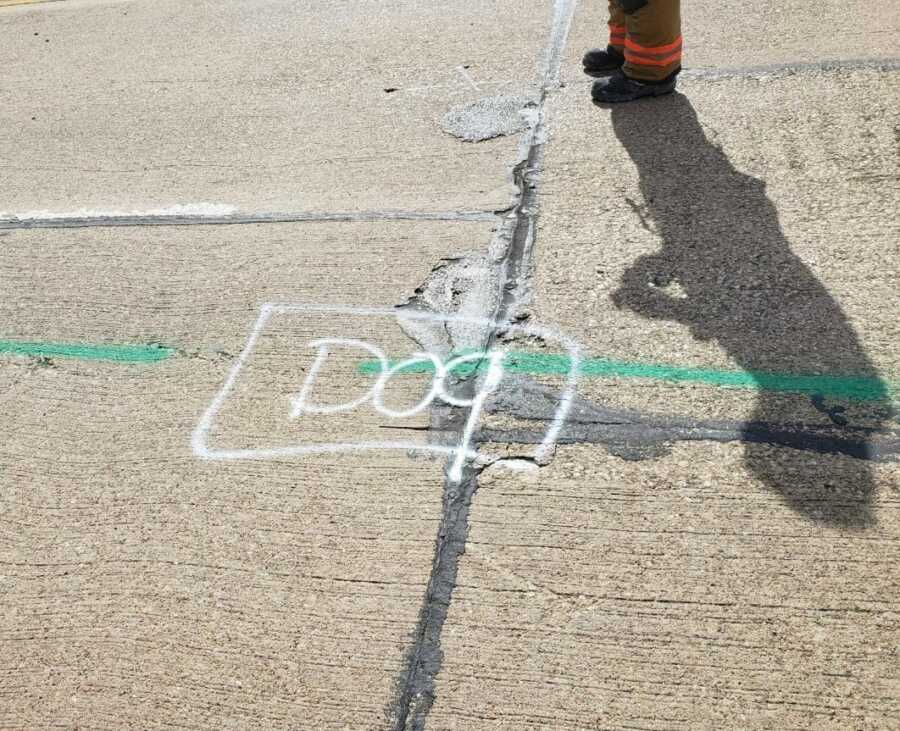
top-left (607, 93), bottom-right (891, 528)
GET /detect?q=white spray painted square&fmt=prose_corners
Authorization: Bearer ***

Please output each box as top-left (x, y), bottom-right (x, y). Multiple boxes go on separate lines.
top-left (192, 304), bottom-right (581, 482)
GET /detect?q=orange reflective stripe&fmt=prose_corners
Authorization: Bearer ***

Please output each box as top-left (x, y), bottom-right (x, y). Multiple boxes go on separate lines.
top-left (624, 45), bottom-right (682, 62)
top-left (625, 35), bottom-right (683, 55)
top-left (624, 49), bottom-right (682, 67)
top-left (624, 46), bottom-right (682, 61)
top-left (623, 35), bottom-right (682, 67)
top-left (609, 24), bottom-right (626, 42)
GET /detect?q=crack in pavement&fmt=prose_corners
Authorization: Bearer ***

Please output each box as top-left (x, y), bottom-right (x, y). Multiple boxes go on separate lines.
top-left (0, 209), bottom-right (499, 230)
top-left (479, 375), bottom-right (900, 462)
top-left (389, 2), bottom-right (579, 729)
top-left (680, 57), bottom-right (900, 81)
top-left (575, 57), bottom-right (900, 88)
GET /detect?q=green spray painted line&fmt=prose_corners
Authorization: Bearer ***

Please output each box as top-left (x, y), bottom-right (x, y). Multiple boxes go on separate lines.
top-left (358, 352), bottom-right (896, 403)
top-left (0, 340), bottom-right (175, 363)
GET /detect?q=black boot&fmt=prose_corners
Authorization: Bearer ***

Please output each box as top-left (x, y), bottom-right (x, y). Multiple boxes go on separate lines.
top-left (582, 45), bottom-right (625, 77)
top-left (591, 69), bottom-right (678, 103)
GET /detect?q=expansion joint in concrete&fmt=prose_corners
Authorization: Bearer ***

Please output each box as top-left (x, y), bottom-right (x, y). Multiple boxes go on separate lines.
top-left (682, 57), bottom-right (900, 81)
top-left (389, 66), bottom-right (551, 731)
top-left (389, 466), bottom-right (480, 731)
top-left (0, 209), bottom-right (499, 230)
top-left (390, 3), bottom-right (580, 727)
top-left (388, 142), bottom-right (546, 729)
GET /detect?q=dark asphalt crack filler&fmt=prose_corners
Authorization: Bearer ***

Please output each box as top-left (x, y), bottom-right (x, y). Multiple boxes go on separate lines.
top-left (388, 1), bottom-right (579, 727)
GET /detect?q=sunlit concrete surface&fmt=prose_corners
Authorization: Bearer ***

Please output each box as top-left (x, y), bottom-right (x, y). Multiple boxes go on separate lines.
top-left (1, 0), bottom-right (897, 728)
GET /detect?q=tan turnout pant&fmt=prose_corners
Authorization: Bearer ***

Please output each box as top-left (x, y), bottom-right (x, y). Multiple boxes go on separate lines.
top-left (608, 0), bottom-right (681, 82)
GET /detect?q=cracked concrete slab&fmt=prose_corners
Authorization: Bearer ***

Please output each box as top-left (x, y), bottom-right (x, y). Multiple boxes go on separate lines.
top-left (4, 1), bottom-right (900, 729)
top-left (424, 44), bottom-right (900, 731)
top-left (429, 442), bottom-right (900, 730)
top-left (0, 0), bottom-right (557, 214)
top-left (0, 219), bottom-right (495, 729)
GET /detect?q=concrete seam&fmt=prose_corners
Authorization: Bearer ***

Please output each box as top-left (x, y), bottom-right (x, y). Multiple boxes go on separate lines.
top-left (477, 418), bottom-right (900, 462)
top-left (680, 57), bottom-right (900, 81)
top-left (576, 57), bottom-right (900, 87)
top-left (388, 2), bottom-right (580, 729)
top-left (0, 210), bottom-right (500, 231)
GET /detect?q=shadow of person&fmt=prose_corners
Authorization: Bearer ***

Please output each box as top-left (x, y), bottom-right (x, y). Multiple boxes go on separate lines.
top-left (606, 93), bottom-right (890, 529)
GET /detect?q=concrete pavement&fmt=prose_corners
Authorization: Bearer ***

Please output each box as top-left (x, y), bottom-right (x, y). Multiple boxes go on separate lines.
top-left (1, 0), bottom-right (898, 729)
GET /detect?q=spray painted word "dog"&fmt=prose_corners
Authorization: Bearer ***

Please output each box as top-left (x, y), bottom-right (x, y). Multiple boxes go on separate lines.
top-left (291, 339), bottom-right (505, 481)
top-left (192, 304), bottom-right (582, 481)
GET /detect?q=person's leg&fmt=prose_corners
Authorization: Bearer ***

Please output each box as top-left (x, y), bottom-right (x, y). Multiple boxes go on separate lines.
top-left (608, 0), bottom-right (627, 57)
top-left (622, 0), bottom-right (681, 83)
top-left (582, 1), bottom-right (627, 75)
top-left (591, 0), bottom-right (681, 102)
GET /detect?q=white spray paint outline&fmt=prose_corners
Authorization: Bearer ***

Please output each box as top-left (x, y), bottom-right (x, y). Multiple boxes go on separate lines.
top-left (191, 303), bottom-right (582, 483)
